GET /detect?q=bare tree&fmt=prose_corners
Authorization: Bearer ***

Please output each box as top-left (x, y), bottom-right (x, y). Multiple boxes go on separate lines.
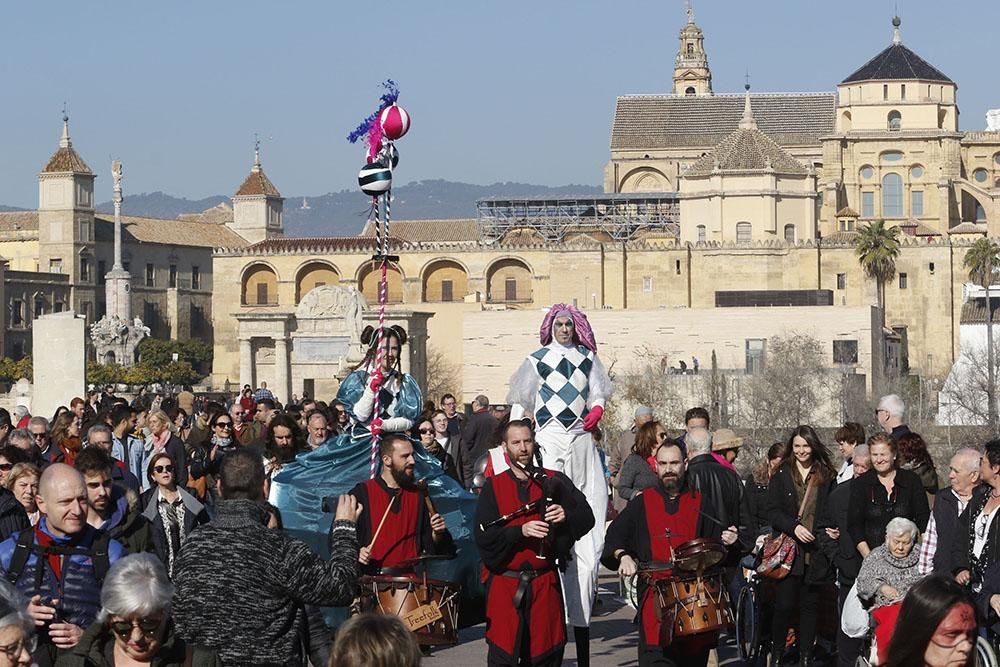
top-left (423, 345), bottom-right (461, 407)
top-left (939, 337), bottom-right (1000, 440)
top-left (737, 332), bottom-right (834, 442)
top-left (606, 344), bottom-right (687, 430)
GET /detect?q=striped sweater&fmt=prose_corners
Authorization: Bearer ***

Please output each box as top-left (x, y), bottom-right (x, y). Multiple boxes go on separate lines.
top-left (172, 499), bottom-right (359, 666)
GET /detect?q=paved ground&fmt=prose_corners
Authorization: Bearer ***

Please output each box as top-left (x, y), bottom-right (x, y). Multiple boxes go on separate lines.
top-left (427, 572), bottom-right (743, 667)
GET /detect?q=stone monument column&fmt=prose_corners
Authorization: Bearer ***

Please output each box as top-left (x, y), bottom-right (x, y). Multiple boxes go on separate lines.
top-left (105, 160), bottom-right (132, 321)
top-left (274, 337), bottom-right (291, 404)
top-left (239, 337), bottom-right (254, 389)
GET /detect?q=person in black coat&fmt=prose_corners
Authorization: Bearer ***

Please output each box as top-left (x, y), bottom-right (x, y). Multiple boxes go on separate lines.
top-left (767, 425), bottom-right (838, 666)
top-left (461, 395), bottom-right (499, 487)
top-left (847, 433), bottom-right (929, 559)
top-left (816, 445), bottom-right (871, 667)
top-left (0, 485), bottom-right (28, 543)
top-left (743, 442), bottom-right (784, 544)
top-left (141, 451), bottom-right (210, 577)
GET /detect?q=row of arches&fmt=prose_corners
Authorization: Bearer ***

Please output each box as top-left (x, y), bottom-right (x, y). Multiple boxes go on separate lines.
top-left (240, 257), bottom-right (534, 307)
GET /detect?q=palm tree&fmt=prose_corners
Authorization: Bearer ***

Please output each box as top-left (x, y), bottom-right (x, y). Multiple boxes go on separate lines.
top-left (855, 220), bottom-right (901, 329)
top-left (963, 237), bottom-right (1000, 432)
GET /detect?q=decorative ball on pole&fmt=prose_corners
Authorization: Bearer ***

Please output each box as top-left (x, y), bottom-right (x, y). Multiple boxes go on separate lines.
top-left (379, 104), bottom-right (410, 140)
top-left (358, 160), bottom-right (392, 196)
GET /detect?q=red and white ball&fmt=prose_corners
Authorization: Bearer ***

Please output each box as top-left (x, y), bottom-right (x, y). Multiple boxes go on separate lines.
top-left (379, 104), bottom-right (410, 140)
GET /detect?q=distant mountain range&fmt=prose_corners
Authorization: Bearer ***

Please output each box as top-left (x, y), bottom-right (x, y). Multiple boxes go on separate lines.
top-left (62, 180), bottom-right (603, 237)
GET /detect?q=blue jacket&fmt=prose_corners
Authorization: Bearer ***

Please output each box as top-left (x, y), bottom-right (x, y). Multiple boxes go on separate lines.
top-left (0, 520), bottom-right (126, 628)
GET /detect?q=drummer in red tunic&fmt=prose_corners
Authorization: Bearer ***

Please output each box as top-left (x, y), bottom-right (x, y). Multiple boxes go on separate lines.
top-left (349, 433), bottom-right (455, 574)
top-left (475, 419), bottom-right (595, 667)
top-left (602, 439), bottom-right (739, 667)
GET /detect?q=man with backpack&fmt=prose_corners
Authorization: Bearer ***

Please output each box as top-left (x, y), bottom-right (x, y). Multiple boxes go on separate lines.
top-left (0, 463), bottom-right (126, 664)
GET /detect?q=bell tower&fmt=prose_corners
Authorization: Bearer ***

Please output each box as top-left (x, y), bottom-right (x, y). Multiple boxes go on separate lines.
top-left (672, 1), bottom-right (713, 96)
top-left (37, 111), bottom-right (97, 320)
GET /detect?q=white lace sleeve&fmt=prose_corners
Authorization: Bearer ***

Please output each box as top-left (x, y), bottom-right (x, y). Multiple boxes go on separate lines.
top-left (506, 357), bottom-right (540, 418)
top-left (587, 353), bottom-right (613, 409)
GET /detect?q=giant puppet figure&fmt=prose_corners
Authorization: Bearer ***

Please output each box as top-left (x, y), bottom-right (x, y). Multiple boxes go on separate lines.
top-left (506, 304), bottom-right (611, 659)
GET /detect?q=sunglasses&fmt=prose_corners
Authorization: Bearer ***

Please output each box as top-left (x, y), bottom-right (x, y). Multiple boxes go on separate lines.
top-left (418, 428), bottom-right (434, 434)
top-left (214, 422), bottom-right (233, 429)
top-left (111, 617), bottom-right (162, 639)
top-left (0, 464), bottom-right (12, 472)
top-left (153, 465), bottom-right (175, 474)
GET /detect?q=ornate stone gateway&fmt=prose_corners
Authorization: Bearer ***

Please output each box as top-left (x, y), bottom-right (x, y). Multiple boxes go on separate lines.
top-left (235, 284), bottom-right (430, 403)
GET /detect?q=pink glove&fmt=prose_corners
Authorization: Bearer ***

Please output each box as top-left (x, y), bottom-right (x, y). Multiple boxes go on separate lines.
top-left (369, 368), bottom-right (383, 392)
top-left (370, 417), bottom-right (383, 439)
top-left (582, 406), bottom-right (603, 432)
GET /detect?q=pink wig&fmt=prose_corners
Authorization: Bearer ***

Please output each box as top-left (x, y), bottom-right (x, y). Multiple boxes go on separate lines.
top-left (539, 304), bottom-right (597, 352)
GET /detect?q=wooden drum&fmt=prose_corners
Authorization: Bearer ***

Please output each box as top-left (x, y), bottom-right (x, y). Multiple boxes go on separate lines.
top-left (354, 575), bottom-right (461, 646)
top-left (652, 572), bottom-right (731, 639)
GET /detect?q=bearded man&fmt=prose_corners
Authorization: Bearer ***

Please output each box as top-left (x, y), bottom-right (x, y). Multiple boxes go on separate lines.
top-left (602, 439), bottom-right (737, 667)
top-left (345, 433), bottom-right (454, 574)
top-left (507, 304), bottom-right (612, 665)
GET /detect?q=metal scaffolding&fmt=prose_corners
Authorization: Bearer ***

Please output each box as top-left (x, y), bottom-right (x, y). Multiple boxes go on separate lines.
top-left (476, 193), bottom-right (680, 243)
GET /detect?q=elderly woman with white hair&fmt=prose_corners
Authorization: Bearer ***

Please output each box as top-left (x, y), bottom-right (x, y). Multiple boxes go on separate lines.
top-left (856, 517), bottom-right (923, 608)
top-left (55, 553), bottom-right (218, 667)
top-left (855, 517), bottom-right (924, 664)
top-left (0, 579), bottom-right (33, 667)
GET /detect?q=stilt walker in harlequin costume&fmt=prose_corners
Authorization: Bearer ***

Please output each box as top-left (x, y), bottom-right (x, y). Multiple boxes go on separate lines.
top-left (506, 305), bottom-right (612, 665)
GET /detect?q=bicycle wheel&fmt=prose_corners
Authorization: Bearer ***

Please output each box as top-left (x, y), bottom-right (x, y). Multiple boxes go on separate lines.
top-left (735, 583), bottom-right (760, 663)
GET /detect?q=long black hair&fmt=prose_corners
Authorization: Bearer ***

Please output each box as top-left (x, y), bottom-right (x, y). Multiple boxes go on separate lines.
top-left (885, 575), bottom-right (977, 667)
top-left (777, 425), bottom-right (837, 484)
top-left (354, 325), bottom-right (407, 376)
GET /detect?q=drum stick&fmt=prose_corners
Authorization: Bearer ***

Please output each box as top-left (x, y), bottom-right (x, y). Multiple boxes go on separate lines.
top-left (416, 479), bottom-right (438, 518)
top-left (367, 492), bottom-right (397, 551)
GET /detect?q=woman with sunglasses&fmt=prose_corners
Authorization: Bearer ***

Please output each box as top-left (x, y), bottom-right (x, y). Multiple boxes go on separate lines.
top-left (616, 421), bottom-right (666, 502)
top-left (414, 417), bottom-right (458, 482)
top-left (140, 453), bottom-right (209, 578)
top-left (55, 553), bottom-right (218, 666)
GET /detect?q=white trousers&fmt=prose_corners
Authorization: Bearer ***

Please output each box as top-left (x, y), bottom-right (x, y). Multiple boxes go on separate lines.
top-left (537, 426), bottom-right (608, 628)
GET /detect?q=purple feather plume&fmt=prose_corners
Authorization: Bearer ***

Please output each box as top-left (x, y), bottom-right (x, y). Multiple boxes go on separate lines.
top-left (347, 80), bottom-right (400, 145)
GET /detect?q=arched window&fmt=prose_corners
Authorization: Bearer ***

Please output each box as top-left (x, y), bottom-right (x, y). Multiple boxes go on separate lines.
top-left (696, 225), bottom-right (706, 243)
top-left (422, 260), bottom-right (469, 302)
top-left (685, 87), bottom-right (696, 96)
top-left (977, 202), bottom-right (987, 222)
top-left (359, 262), bottom-right (403, 304)
top-left (686, 43), bottom-right (694, 56)
top-left (295, 262), bottom-right (340, 303)
top-left (783, 224), bottom-right (796, 243)
top-left (887, 111), bottom-right (901, 131)
top-left (736, 222), bottom-right (752, 243)
top-left (882, 173), bottom-right (904, 217)
top-left (242, 264), bottom-right (278, 306)
top-left (487, 258), bottom-right (532, 303)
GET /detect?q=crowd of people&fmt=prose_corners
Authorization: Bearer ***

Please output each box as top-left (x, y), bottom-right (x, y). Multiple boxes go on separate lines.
top-left (0, 311), bottom-right (989, 667)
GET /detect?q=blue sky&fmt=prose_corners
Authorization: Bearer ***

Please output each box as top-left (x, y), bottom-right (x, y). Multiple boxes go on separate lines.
top-left (0, 1), bottom-right (995, 208)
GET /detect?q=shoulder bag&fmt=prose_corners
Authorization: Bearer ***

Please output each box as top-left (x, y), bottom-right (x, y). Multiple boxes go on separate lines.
top-left (757, 473), bottom-right (814, 581)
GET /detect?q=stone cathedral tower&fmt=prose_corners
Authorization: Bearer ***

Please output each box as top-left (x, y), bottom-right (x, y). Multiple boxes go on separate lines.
top-left (672, 2), bottom-right (713, 96)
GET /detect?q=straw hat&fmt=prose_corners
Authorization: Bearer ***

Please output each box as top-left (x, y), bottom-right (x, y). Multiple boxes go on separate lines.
top-left (712, 428), bottom-right (743, 451)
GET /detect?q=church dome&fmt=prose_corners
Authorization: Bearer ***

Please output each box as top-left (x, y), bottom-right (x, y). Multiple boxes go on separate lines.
top-left (841, 17), bottom-right (952, 84)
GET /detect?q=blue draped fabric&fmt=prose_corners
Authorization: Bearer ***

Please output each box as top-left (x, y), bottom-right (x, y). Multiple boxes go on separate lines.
top-left (270, 368), bottom-right (483, 626)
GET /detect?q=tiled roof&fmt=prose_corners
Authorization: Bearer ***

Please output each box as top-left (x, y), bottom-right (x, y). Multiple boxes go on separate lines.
top-left (42, 146), bottom-right (92, 174)
top-left (842, 43), bottom-right (952, 84)
top-left (836, 207), bottom-right (860, 217)
top-left (94, 215), bottom-right (249, 248)
top-left (234, 167), bottom-right (281, 197)
top-left (610, 93), bottom-right (836, 150)
top-left (244, 236), bottom-right (407, 254)
top-left (898, 218), bottom-right (941, 237)
top-left (0, 211), bottom-right (247, 248)
top-left (961, 301), bottom-right (1000, 325)
top-left (948, 222), bottom-right (988, 236)
top-left (0, 212), bottom-right (39, 233)
top-left (360, 219), bottom-right (480, 243)
top-left (684, 127), bottom-right (808, 176)
top-left (823, 231), bottom-right (860, 244)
